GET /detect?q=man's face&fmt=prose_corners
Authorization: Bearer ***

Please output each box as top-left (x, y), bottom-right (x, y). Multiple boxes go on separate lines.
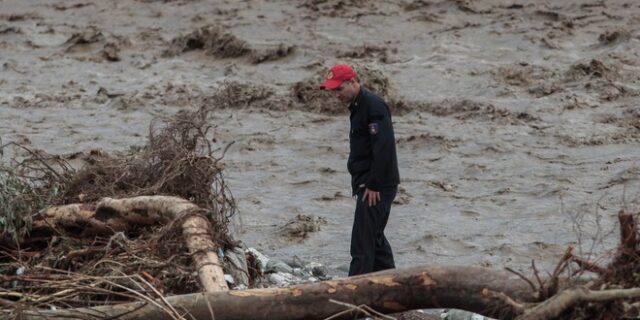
top-left (332, 79), bottom-right (358, 103)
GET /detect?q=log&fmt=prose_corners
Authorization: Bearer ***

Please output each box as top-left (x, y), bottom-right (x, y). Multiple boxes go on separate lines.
top-left (32, 196), bottom-right (228, 293)
top-left (33, 202), bottom-right (162, 237)
top-left (97, 196), bottom-right (228, 292)
top-left (16, 265), bottom-right (536, 320)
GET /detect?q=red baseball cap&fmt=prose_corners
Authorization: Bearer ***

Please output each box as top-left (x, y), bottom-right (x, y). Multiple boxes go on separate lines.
top-left (320, 64), bottom-right (356, 90)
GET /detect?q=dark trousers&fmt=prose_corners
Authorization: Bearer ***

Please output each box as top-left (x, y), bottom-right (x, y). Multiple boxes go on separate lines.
top-left (348, 187), bottom-right (397, 276)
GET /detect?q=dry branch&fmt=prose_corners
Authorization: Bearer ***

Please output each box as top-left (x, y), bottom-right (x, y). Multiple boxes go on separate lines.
top-left (33, 196), bottom-right (228, 293)
top-left (518, 287), bottom-right (640, 320)
top-left (570, 255), bottom-right (608, 275)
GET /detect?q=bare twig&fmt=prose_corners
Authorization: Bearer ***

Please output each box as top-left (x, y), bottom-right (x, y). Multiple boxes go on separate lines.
top-left (482, 288), bottom-right (526, 315)
top-left (134, 274), bottom-right (184, 319)
top-left (325, 299), bottom-right (396, 320)
top-left (570, 255), bottom-right (608, 275)
top-left (1, 141), bottom-right (65, 180)
top-left (100, 277), bottom-right (183, 320)
top-left (505, 266), bottom-right (537, 293)
top-left (520, 287), bottom-right (640, 320)
top-left (531, 260), bottom-right (545, 295)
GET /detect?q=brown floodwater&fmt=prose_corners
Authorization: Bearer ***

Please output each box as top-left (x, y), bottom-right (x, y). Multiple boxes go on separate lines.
top-left (1, 0), bottom-right (640, 275)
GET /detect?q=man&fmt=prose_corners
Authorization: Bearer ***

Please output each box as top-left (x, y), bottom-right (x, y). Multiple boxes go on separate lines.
top-left (320, 64), bottom-right (400, 276)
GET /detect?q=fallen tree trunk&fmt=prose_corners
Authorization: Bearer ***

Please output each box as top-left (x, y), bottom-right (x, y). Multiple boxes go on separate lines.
top-left (32, 196), bottom-right (228, 293)
top-left (17, 265), bottom-right (536, 320)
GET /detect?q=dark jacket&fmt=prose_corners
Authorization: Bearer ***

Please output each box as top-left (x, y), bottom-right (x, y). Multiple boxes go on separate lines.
top-left (347, 88), bottom-right (400, 195)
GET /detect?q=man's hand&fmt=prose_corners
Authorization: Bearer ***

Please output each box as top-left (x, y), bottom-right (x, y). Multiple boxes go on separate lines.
top-left (362, 188), bottom-right (380, 207)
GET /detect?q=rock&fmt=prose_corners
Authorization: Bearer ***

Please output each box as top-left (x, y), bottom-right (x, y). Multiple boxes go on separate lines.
top-left (304, 262), bottom-right (329, 279)
top-left (266, 259), bottom-right (293, 274)
top-left (246, 247), bottom-right (269, 273)
top-left (291, 267), bottom-right (308, 277)
top-left (225, 246), bottom-right (250, 288)
top-left (243, 248), bottom-right (333, 287)
top-left (284, 256), bottom-right (308, 268)
top-left (266, 272), bottom-right (293, 287)
top-left (442, 309), bottom-right (494, 320)
top-left (395, 310), bottom-right (442, 320)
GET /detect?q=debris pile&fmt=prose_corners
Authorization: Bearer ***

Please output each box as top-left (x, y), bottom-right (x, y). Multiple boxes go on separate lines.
top-left (0, 104), bottom-right (239, 314)
top-left (165, 26), bottom-right (295, 64)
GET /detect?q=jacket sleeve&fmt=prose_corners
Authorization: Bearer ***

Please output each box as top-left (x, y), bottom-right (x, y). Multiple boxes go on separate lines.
top-left (365, 101), bottom-right (393, 191)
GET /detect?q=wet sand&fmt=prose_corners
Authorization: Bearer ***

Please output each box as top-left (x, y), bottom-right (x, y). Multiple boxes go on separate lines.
top-left (1, 0), bottom-right (640, 275)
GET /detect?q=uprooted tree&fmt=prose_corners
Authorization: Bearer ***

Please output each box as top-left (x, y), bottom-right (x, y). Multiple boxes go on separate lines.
top-left (2, 99), bottom-right (640, 319)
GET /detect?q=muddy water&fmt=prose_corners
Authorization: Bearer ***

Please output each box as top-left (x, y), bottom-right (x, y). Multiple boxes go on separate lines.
top-left (1, 0), bottom-right (640, 275)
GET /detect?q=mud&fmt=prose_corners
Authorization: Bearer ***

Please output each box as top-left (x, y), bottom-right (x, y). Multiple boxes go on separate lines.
top-left (1, 0), bottom-right (640, 276)
top-left (165, 26), bottom-right (251, 58)
top-left (279, 214), bottom-right (328, 241)
top-left (338, 45), bottom-right (395, 63)
top-left (165, 26), bottom-right (295, 64)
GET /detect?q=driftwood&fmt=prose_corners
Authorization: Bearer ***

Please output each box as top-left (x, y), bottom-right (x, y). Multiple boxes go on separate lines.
top-left (518, 287), bottom-right (640, 320)
top-left (17, 264), bottom-right (640, 320)
top-left (33, 196), bottom-right (228, 293)
top-left (18, 265), bottom-right (535, 319)
top-left (15, 200), bottom-right (640, 320)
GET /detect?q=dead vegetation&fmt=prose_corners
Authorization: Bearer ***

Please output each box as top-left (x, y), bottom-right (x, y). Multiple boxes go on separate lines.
top-left (338, 45), bottom-right (395, 63)
top-left (415, 99), bottom-right (539, 124)
top-left (0, 103), bottom-right (238, 316)
top-left (59, 26), bottom-right (130, 63)
top-left (164, 26), bottom-right (295, 64)
top-left (300, 0), bottom-right (379, 19)
top-left (63, 26), bottom-right (104, 50)
top-left (495, 57), bottom-right (638, 102)
top-left (291, 64), bottom-right (397, 115)
top-left (279, 214), bottom-right (327, 241)
top-left (0, 141), bottom-right (71, 243)
top-left (204, 81), bottom-right (291, 111)
top-left (164, 26), bottom-right (250, 59)
top-left (494, 63), bottom-right (558, 87)
top-left (512, 210), bottom-right (640, 320)
top-left (205, 68), bottom-right (541, 122)
top-left (251, 43), bottom-right (296, 64)
top-left (597, 29), bottom-right (631, 46)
